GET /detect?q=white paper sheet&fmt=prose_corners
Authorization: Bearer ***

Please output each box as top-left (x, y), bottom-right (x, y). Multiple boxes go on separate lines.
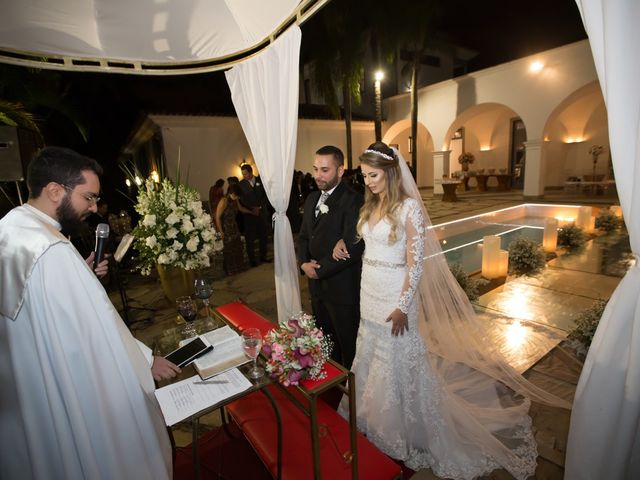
top-left (154, 369), bottom-right (252, 426)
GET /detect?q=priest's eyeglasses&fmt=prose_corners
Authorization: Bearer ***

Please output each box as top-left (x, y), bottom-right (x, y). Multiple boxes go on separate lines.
top-left (60, 184), bottom-right (101, 205)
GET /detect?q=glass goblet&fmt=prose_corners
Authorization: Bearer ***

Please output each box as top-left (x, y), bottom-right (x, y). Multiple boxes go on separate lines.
top-left (176, 295), bottom-right (197, 338)
top-left (194, 278), bottom-right (213, 319)
top-left (242, 328), bottom-right (264, 379)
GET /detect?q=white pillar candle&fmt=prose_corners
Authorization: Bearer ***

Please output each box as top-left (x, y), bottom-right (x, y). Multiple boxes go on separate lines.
top-left (498, 250), bottom-right (509, 277)
top-left (482, 235), bottom-right (502, 279)
top-left (543, 218), bottom-right (559, 252)
top-left (576, 206), bottom-right (592, 230)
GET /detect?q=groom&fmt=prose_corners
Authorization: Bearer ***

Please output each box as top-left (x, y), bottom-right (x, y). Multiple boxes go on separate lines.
top-left (298, 145), bottom-right (363, 369)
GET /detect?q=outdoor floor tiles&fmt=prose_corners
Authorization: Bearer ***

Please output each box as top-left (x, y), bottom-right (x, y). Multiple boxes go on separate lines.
top-left (476, 277), bottom-right (597, 331)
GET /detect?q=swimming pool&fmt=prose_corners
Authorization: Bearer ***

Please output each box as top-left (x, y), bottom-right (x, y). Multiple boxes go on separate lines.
top-left (431, 204), bottom-right (592, 273)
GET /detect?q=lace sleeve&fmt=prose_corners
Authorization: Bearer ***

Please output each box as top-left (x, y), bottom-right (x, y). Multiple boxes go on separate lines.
top-left (397, 200), bottom-right (426, 314)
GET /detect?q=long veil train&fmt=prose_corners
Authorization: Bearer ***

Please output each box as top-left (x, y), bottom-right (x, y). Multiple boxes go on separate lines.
top-left (392, 148), bottom-right (570, 477)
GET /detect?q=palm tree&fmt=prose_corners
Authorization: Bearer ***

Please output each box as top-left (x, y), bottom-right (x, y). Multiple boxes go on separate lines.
top-left (0, 99), bottom-right (42, 137)
top-left (369, 0), bottom-right (444, 178)
top-left (309, 1), bottom-right (368, 169)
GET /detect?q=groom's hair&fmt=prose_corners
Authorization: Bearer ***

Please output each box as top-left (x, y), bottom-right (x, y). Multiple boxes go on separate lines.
top-left (316, 145), bottom-right (344, 167)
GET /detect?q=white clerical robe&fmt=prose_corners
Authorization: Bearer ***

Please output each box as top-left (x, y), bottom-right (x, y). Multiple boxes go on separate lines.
top-left (0, 204), bottom-right (172, 479)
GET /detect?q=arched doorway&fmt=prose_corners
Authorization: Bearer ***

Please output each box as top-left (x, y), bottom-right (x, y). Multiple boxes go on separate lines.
top-left (383, 120), bottom-right (433, 187)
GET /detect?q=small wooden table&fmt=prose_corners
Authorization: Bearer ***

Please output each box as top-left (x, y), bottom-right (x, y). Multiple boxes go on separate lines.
top-left (441, 181), bottom-right (461, 202)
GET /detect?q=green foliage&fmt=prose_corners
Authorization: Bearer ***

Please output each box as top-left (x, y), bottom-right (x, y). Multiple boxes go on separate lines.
top-left (595, 207), bottom-right (621, 232)
top-left (569, 299), bottom-right (608, 348)
top-left (449, 263), bottom-right (486, 302)
top-left (508, 237), bottom-right (546, 276)
top-left (0, 99), bottom-right (41, 137)
top-left (557, 223), bottom-right (587, 249)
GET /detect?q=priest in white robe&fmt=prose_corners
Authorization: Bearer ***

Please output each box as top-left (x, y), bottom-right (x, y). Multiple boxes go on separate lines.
top-left (0, 147), bottom-right (174, 479)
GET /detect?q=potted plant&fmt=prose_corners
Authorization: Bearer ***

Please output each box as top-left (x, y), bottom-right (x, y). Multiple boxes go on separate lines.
top-left (449, 263), bottom-right (487, 302)
top-left (458, 152), bottom-right (475, 172)
top-left (132, 177), bottom-right (222, 300)
top-left (595, 207), bottom-right (621, 232)
top-left (558, 223), bottom-right (587, 250)
top-left (507, 237), bottom-right (546, 276)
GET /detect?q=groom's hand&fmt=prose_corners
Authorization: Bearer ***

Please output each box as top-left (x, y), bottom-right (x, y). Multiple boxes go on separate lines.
top-left (301, 260), bottom-right (320, 279)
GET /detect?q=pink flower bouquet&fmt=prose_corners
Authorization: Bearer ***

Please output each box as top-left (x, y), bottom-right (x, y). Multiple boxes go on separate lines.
top-left (262, 312), bottom-right (332, 386)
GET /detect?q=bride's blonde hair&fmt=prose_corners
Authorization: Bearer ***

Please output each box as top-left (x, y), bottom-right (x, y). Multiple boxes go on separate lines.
top-left (357, 142), bottom-right (407, 243)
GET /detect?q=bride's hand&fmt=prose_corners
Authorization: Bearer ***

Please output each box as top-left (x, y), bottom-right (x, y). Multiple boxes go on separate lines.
top-left (386, 309), bottom-right (408, 336)
top-left (332, 239), bottom-right (350, 261)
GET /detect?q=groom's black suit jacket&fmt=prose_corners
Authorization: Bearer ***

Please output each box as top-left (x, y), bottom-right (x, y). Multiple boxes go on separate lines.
top-left (297, 181), bottom-right (364, 305)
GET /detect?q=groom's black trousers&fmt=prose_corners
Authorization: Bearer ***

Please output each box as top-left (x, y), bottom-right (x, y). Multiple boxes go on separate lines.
top-left (311, 295), bottom-right (359, 371)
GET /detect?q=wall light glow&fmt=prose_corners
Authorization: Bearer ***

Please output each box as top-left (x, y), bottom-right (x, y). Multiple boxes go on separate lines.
top-left (529, 61), bottom-right (544, 73)
top-left (480, 146), bottom-right (492, 152)
top-left (564, 137), bottom-right (585, 144)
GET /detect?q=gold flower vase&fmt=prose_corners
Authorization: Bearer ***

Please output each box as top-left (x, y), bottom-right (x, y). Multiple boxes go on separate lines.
top-left (156, 264), bottom-right (195, 302)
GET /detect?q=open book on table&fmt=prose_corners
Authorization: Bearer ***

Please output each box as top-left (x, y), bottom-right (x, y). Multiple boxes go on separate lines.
top-left (181, 325), bottom-right (250, 380)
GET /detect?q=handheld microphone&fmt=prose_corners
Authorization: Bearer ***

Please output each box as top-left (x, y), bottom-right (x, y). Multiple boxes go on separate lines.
top-left (94, 223), bottom-right (110, 270)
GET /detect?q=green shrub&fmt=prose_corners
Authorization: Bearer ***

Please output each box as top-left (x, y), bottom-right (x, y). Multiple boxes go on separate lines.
top-left (595, 207), bottom-right (621, 232)
top-left (449, 263), bottom-right (486, 302)
top-left (568, 299), bottom-right (608, 348)
top-left (507, 237), bottom-right (546, 276)
top-left (557, 223), bottom-right (587, 250)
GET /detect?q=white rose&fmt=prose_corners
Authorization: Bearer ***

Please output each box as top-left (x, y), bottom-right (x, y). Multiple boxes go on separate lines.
top-left (145, 235), bottom-right (157, 248)
top-left (171, 240), bottom-right (183, 251)
top-left (181, 219), bottom-right (194, 233)
top-left (201, 229), bottom-right (213, 241)
top-left (193, 216), bottom-right (208, 228)
top-left (190, 201), bottom-right (203, 214)
top-left (166, 227), bottom-right (178, 239)
top-left (142, 214), bottom-right (156, 227)
top-left (165, 212), bottom-right (180, 225)
top-left (319, 204), bottom-right (329, 214)
top-left (186, 236), bottom-right (200, 252)
top-left (157, 253), bottom-right (169, 264)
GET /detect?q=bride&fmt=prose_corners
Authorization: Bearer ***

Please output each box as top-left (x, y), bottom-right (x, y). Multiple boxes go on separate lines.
top-left (334, 142), bottom-right (570, 480)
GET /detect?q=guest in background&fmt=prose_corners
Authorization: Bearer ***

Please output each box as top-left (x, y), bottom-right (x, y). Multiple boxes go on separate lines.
top-left (215, 183), bottom-right (248, 275)
top-left (209, 178), bottom-right (225, 216)
top-left (238, 164), bottom-right (271, 266)
top-left (227, 176), bottom-right (243, 233)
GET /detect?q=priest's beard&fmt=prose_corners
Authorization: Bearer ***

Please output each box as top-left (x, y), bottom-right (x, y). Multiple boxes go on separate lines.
top-left (57, 195), bottom-right (85, 236)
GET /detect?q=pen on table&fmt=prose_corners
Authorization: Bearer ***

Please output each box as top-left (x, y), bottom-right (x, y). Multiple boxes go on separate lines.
top-left (192, 380), bottom-right (229, 385)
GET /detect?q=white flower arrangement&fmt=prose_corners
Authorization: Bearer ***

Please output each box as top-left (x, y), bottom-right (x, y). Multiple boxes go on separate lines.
top-left (132, 177), bottom-right (222, 275)
top-left (319, 204), bottom-right (329, 215)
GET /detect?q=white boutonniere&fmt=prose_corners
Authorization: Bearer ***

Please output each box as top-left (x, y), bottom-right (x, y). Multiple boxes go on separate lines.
top-left (319, 204), bottom-right (329, 214)
top-left (255, 182), bottom-right (261, 187)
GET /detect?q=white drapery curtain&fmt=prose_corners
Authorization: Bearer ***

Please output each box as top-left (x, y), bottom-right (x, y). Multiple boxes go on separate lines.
top-left (566, 1), bottom-right (640, 478)
top-left (225, 26), bottom-right (302, 323)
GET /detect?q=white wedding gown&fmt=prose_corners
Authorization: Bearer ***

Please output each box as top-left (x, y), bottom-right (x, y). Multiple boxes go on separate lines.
top-left (340, 198), bottom-right (538, 480)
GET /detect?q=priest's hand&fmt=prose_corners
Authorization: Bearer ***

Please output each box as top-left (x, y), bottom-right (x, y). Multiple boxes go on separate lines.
top-left (85, 251), bottom-right (109, 278)
top-left (151, 356), bottom-right (181, 381)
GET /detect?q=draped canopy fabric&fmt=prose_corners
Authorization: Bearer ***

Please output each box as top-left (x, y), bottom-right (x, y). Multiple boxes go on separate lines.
top-left (0, 0), bottom-right (321, 74)
top-left (225, 26), bottom-right (302, 323)
top-left (566, 1), bottom-right (640, 478)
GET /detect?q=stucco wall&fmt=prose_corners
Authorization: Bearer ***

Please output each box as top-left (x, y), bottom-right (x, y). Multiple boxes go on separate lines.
top-left (152, 115), bottom-right (375, 200)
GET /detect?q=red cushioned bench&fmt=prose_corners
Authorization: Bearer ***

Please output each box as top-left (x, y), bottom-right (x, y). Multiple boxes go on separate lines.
top-left (215, 301), bottom-right (402, 480)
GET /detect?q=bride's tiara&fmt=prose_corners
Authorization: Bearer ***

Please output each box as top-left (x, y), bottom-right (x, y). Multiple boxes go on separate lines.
top-left (364, 149), bottom-right (395, 161)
